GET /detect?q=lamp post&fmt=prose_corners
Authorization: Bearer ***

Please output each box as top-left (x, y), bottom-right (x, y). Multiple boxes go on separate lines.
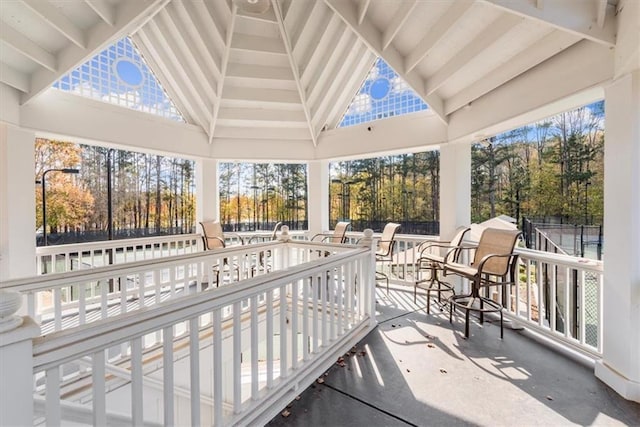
top-left (331, 178), bottom-right (355, 222)
top-left (250, 185), bottom-right (259, 230)
top-left (40, 168), bottom-right (79, 246)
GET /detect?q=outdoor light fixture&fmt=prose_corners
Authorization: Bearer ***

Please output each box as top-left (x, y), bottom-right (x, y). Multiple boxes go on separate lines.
top-left (233, 0), bottom-right (270, 14)
top-left (40, 168), bottom-right (79, 246)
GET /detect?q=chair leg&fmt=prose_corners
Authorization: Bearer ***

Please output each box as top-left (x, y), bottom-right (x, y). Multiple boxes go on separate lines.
top-left (426, 289), bottom-right (431, 314)
top-left (464, 308), bottom-right (470, 338)
top-left (500, 310), bottom-right (504, 339)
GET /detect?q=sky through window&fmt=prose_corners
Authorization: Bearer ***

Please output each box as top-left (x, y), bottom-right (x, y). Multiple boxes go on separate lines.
top-left (52, 37), bottom-right (184, 122)
top-left (338, 58), bottom-right (428, 128)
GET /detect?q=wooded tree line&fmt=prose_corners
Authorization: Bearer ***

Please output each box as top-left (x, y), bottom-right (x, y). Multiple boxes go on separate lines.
top-left (218, 162), bottom-right (308, 230)
top-left (35, 138), bottom-right (195, 239)
top-left (34, 102), bottom-right (604, 240)
top-left (332, 101), bottom-right (604, 228)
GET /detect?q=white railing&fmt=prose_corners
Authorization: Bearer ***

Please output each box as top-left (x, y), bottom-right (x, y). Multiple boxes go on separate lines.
top-left (375, 232), bottom-right (604, 357)
top-left (5, 240), bottom-right (360, 336)
top-left (25, 239), bottom-right (375, 426)
top-left (35, 234), bottom-right (201, 275)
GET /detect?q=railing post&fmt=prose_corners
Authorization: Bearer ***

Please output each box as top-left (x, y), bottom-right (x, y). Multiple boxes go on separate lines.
top-left (0, 291), bottom-right (40, 427)
top-left (360, 229), bottom-right (376, 327)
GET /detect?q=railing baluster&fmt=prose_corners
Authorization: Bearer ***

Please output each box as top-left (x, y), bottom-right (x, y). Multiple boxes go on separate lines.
top-left (302, 277), bottom-right (310, 361)
top-left (189, 317), bottom-right (201, 426)
top-left (579, 269), bottom-right (586, 345)
top-left (321, 271), bottom-right (328, 347)
top-left (251, 295), bottom-right (259, 399)
top-left (233, 301), bottom-right (242, 413)
top-left (45, 366), bottom-right (61, 427)
top-left (291, 280), bottom-right (299, 369)
top-left (92, 350), bottom-right (106, 426)
top-left (564, 266), bottom-right (571, 339)
top-left (131, 337), bottom-right (143, 425)
top-left (163, 325), bottom-right (174, 426)
top-left (213, 309), bottom-right (223, 425)
top-left (78, 282), bottom-right (86, 325)
top-left (550, 263), bottom-right (557, 332)
top-left (329, 269), bottom-right (336, 341)
top-left (100, 277), bottom-right (108, 320)
top-left (280, 285), bottom-right (288, 377)
top-left (537, 261), bottom-right (544, 327)
top-left (53, 287), bottom-right (62, 331)
top-left (266, 290), bottom-right (274, 388)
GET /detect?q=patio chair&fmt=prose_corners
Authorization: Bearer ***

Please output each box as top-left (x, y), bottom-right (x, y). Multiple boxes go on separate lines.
top-left (414, 226), bottom-right (471, 313)
top-left (199, 220), bottom-right (244, 285)
top-left (247, 222), bottom-right (283, 276)
top-left (375, 222), bottom-right (402, 293)
top-left (310, 221), bottom-right (351, 244)
top-left (444, 228), bottom-right (521, 339)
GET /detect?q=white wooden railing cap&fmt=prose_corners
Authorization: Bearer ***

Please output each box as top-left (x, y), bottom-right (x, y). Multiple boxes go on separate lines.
top-left (0, 290), bottom-right (24, 333)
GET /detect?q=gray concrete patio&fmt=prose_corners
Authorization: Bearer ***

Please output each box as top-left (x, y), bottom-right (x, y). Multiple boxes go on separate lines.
top-left (269, 287), bottom-right (640, 426)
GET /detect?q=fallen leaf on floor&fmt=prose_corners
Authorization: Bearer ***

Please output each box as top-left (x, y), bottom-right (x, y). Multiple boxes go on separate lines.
top-left (295, 396), bottom-right (301, 401)
top-left (399, 359), bottom-right (403, 363)
top-left (339, 362), bottom-right (346, 367)
top-left (440, 368), bottom-right (447, 374)
top-left (427, 343), bottom-right (435, 348)
top-left (391, 324), bottom-right (396, 328)
top-left (351, 347), bottom-right (357, 354)
top-left (546, 395), bottom-right (554, 401)
top-left (287, 402), bottom-right (293, 408)
top-left (281, 410), bottom-right (291, 417)
top-left (317, 378), bottom-right (325, 384)
top-left (406, 369), bottom-right (411, 373)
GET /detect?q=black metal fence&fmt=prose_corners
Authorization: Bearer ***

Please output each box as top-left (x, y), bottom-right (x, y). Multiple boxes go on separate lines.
top-left (337, 220), bottom-right (439, 235)
top-left (522, 217), bottom-right (603, 260)
top-left (36, 227), bottom-right (196, 246)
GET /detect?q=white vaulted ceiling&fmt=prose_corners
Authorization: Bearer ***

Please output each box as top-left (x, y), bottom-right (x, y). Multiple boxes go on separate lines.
top-left (0, 0), bottom-right (622, 154)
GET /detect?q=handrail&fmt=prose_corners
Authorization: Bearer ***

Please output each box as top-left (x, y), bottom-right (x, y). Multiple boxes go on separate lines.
top-left (28, 239), bottom-right (376, 426)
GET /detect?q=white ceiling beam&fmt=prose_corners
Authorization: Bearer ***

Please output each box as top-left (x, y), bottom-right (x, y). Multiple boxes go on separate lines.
top-left (208, 5), bottom-right (237, 144)
top-left (382, 0), bottom-right (417, 50)
top-left (203, 0), bottom-right (231, 40)
top-left (218, 107), bottom-right (306, 123)
top-left (137, 27), bottom-right (210, 131)
top-left (84, 0), bottom-right (115, 26)
top-left (300, 15), bottom-right (341, 81)
top-left (481, 0), bottom-right (615, 47)
top-left (0, 62), bottom-right (29, 93)
top-left (317, 45), bottom-right (375, 134)
top-left (158, 7), bottom-right (218, 98)
top-left (21, 0), bottom-right (86, 48)
top-left (232, 33), bottom-right (287, 54)
top-left (596, 0), bottom-right (608, 28)
top-left (131, 33), bottom-right (195, 125)
top-left (291, 1), bottom-right (328, 60)
top-left (170, 1), bottom-right (222, 80)
top-left (145, 20), bottom-right (213, 128)
top-left (23, 0), bottom-right (169, 105)
top-left (405, 0), bottom-right (473, 73)
top-left (272, 0), bottom-right (317, 147)
top-left (306, 27), bottom-right (353, 107)
top-left (214, 126), bottom-right (311, 140)
top-left (425, 14), bottom-right (522, 96)
top-left (313, 43), bottom-right (370, 133)
top-left (181, 1), bottom-right (223, 74)
top-left (223, 86), bottom-right (301, 106)
top-left (325, 0), bottom-right (448, 124)
top-left (444, 30), bottom-right (582, 115)
top-left (357, 0), bottom-right (371, 25)
top-left (287, 0), bottom-right (322, 50)
top-left (191, 1), bottom-right (226, 50)
top-left (0, 25), bottom-right (57, 72)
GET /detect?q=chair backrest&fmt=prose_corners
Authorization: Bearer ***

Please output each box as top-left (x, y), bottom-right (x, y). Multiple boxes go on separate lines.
top-left (270, 222), bottom-right (283, 240)
top-left (442, 226), bottom-right (471, 258)
top-left (330, 221), bottom-right (351, 243)
top-left (200, 220), bottom-right (225, 250)
top-left (378, 222), bottom-right (401, 255)
top-left (472, 228), bottom-right (521, 276)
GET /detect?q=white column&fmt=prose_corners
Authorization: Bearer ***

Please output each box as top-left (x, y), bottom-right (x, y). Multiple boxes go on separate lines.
top-left (0, 317), bottom-right (40, 426)
top-left (439, 142), bottom-right (471, 238)
top-left (595, 70), bottom-right (640, 402)
top-left (307, 160), bottom-right (329, 236)
top-left (195, 159), bottom-right (219, 225)
top-left (0, 124), bottom-right (36, 280)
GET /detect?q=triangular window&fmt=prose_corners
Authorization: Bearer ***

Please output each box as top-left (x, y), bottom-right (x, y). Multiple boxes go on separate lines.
top-left (338, 58), bottom-right (428, 128)
top-left (52, 37), bottom-right (185, 122)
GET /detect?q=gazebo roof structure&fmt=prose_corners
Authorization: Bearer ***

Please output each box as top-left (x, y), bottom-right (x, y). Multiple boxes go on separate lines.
top-left (1, 0), bottom-right (635, 161)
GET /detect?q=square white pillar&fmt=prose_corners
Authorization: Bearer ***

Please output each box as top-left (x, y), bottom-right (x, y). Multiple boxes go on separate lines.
top-left (0, 124), bottom-right (36, 280)
top-left (439, 142), bottom-right (471, 238)
top-left (195, 159), bottom-right (219, 225)
top-left (307, 160), bottom-right (330, 236)
top-left (595, 70), bottom-right (640, 402)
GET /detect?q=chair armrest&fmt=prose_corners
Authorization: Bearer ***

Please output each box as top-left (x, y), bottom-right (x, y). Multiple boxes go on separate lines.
top-left (225, 233), bottom-right (245, 245)
top-left (475, 252), bottom-right (518, 279)
top-left (442, 244), bottom-right (478, 264)
top-left (310, 233), bottom-right (331, 242)
top-left (375, 239), bottom-right (396, 257)
top-left (417, 239), bottom-right (451, 253)
top-left (203, 236), bottom-right (225, 250)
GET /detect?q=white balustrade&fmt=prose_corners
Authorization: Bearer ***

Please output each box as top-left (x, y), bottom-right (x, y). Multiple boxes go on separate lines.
top-left (24, 239), bottom-right (375, 426)
top-left (36, 234), bottom-right (201, 275)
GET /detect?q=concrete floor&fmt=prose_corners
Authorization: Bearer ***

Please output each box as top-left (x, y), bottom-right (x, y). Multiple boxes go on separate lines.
top-left (269, 287), bottom-right (640, 427)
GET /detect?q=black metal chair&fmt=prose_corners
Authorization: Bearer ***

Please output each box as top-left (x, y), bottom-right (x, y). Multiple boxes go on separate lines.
top-left (444, 228), bottom-right (521, 339)
top-left (375, 222), bottom-right (401, 293)
top-left (414, 226), bottom-right (471, 313)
